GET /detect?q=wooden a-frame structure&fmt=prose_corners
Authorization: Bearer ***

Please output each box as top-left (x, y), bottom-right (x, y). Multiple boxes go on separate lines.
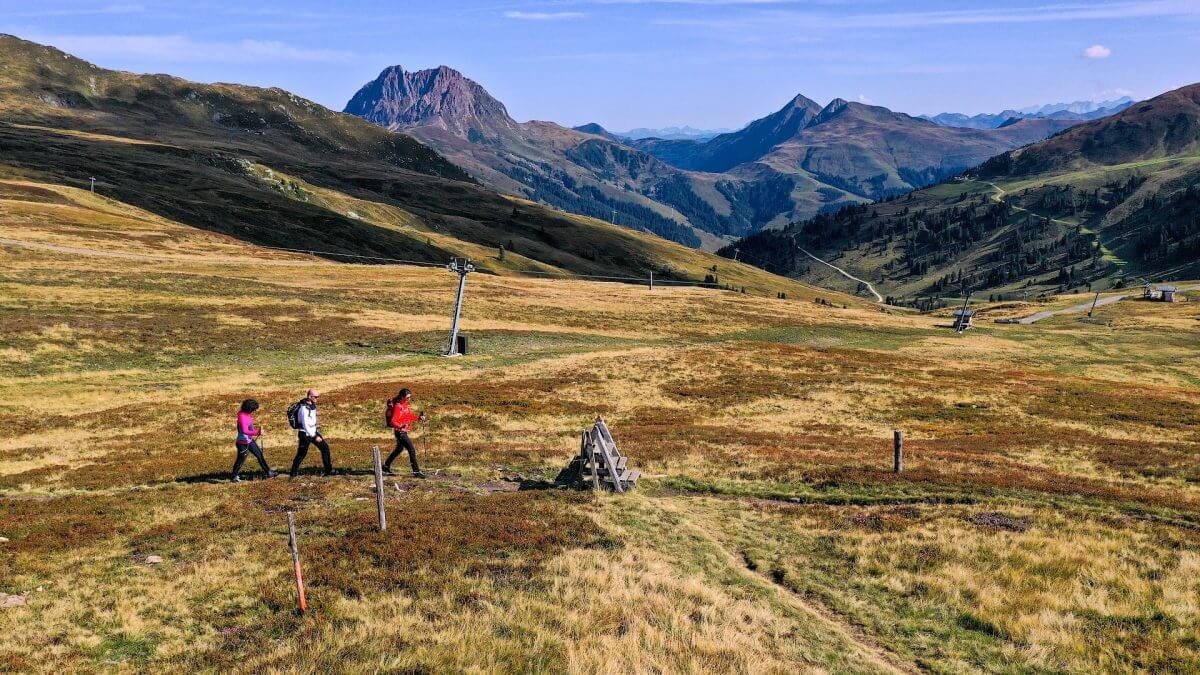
top-left (554, 419), bottom-right (640, 491)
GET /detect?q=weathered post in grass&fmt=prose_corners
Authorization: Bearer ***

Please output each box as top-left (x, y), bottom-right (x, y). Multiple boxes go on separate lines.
top-left (286, 512), bottom-right (308, 615)
top-left (372, 445), bottom-right (387, 531)
top-left (893, 430), bottom-right (904, 473)
top-left (648, 271), bottom-right (654, 290)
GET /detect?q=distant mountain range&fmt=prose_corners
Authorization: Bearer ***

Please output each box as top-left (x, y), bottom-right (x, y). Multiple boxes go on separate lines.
top-left (923, 97), bottom-right (1135, 129)
top-left (625, 95), bottom-right (1078, 220)
top-left (726, 87), bottom-right (1200, 300)
top-left (615, 126), bottom-right (733, 141)
top-left (346, 66), bottom-right (1091, 249)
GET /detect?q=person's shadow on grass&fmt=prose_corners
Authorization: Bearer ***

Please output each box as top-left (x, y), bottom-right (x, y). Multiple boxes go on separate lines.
top-left (174, 467), bottom-right (374, 484)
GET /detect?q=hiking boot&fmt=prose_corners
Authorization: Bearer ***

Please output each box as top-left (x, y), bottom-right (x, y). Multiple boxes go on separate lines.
top-left (412, 470), bottom-right (428, 479)
top-left (322, 470), bottom-right (336, 477)
top-left (266, 470), bottom-right (279, 479)
top-left (231, 475), bottom-right (242, 483)
top-left (382, 466), bottom-right (397, 477)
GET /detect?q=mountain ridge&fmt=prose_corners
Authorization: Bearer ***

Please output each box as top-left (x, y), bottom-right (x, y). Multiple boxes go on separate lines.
top-left (723, 83), bottom-right (1200, 302)
top-left (924, 97), bottom-right (1136, 129)
top-left (0, 34), bottom-right (810, 294)
top-left (632, 94), bottom-right (1080, 207)
top-left (345, 64), bottom-right (813, 246)
top-left (343, 64), bottom-right (1122, 251)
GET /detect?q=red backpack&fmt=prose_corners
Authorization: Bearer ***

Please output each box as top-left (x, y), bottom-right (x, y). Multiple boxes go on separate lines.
top-left (383, 398), bottom-right (395, 429)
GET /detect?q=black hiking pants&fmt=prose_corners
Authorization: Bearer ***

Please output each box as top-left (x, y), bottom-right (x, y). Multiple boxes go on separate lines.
top-left (291, 432), bottom-right (333, 476)
top-left (384, 430), bottom-right (421, 473)
top-left (233, 441), bottom-right (271, 477)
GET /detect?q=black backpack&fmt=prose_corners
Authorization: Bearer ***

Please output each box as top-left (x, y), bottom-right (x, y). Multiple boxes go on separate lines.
top-left (286, 400), bottom-right (305, 430)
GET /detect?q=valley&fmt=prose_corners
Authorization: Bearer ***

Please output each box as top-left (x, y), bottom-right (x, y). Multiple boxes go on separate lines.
top-left (726, 84), bottom-right (1200, 303)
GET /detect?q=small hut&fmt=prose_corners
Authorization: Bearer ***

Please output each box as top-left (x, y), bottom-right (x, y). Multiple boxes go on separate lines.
top-left (1160, 286), bottom-right (1178, 303)
top-left (953, 309), bottom-right (976, 331)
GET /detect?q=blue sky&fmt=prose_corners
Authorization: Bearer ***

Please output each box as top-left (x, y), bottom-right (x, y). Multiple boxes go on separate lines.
top-left (4, 1), bottom-right (1199, 130)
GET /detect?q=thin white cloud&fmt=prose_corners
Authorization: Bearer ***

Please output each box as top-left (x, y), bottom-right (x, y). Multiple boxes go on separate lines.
top-left (26, 34), bottom-right (354, 63)
top-left (1083, 44), bottom-right (1112, 59)
top-left (504, 11), bottom-right (588, 20)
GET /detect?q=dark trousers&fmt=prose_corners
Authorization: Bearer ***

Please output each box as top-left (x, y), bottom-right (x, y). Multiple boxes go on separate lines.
top-left (233, 441), bottom-right (271, 477)
top-left (291, 432), bottom-right (333, 475)
top-left (385, 430), bottom-right (421, 473)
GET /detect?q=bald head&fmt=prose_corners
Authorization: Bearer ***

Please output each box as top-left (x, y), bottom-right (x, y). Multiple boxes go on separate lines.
top-left (306, 389), bottom-right (320, 401)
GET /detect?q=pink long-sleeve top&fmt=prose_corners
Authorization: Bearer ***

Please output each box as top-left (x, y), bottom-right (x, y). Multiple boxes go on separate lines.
top-left (236, 411), bottom-right (261, 445)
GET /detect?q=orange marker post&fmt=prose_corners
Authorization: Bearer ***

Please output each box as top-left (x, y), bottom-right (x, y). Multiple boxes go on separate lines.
top-left (286, 511), bottom-right (308, 614)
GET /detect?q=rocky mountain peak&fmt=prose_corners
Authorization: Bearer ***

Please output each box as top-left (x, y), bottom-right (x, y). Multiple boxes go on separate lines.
top-left (813, 98), bottom-right (851, 122)
top-left (343, 65), bottom-right (515, 137)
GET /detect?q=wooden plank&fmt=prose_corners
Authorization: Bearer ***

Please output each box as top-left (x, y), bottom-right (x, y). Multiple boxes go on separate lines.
top-left (595, 419), bottom-right (618, 453)
top-left (586, 431), bottom-right (600, 490)
top-left (596, 431), bottom-right (624, 493)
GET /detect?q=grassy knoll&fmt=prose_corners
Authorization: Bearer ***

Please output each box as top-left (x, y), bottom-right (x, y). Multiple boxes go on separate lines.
top-left (2, 182), bottom-right (1200, 672)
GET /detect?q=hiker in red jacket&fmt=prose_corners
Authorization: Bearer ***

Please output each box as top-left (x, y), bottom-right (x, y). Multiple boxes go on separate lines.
top-left (384, 388), bottom-right (427, 478)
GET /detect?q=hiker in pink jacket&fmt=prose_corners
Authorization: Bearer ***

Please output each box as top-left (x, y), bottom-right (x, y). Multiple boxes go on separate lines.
top-left (233, 399), bottom-right (277, 482)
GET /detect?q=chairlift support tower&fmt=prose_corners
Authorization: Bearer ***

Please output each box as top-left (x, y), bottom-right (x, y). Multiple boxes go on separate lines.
top-left (445, 257), bottom-right (474, 356)
top-left (955, 291), bottom-right (972, 333)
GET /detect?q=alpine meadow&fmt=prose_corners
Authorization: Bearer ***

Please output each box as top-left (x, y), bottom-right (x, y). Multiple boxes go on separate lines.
top-left (2, 4), bottom-right (1200, 673)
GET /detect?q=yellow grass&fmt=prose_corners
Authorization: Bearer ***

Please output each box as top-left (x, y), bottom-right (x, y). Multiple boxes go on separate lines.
top-left (2, 180), bottom-right (1200, 672)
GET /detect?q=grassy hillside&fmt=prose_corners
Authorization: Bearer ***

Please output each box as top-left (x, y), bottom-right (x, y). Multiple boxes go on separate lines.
top-left (0, 35), bottom-right (812, 293)
top-left (4, 182), bottom-right (1200, 671)
top-left (726, 84), bottom-right (1200, 303)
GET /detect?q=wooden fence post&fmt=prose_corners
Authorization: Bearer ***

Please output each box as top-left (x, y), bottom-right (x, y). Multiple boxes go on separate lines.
top-left (372, 445), bottom-right (387, 531)
top-left (649, 271), bottom-right (654, 290)
top-left (893, 430), bottom-right (904, 473)
top-left (287, 512), bottom-right (308, 614)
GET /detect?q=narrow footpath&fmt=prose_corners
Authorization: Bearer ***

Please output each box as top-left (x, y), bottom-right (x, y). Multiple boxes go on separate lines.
top-left (795, 245), bottom-right (884, 303)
